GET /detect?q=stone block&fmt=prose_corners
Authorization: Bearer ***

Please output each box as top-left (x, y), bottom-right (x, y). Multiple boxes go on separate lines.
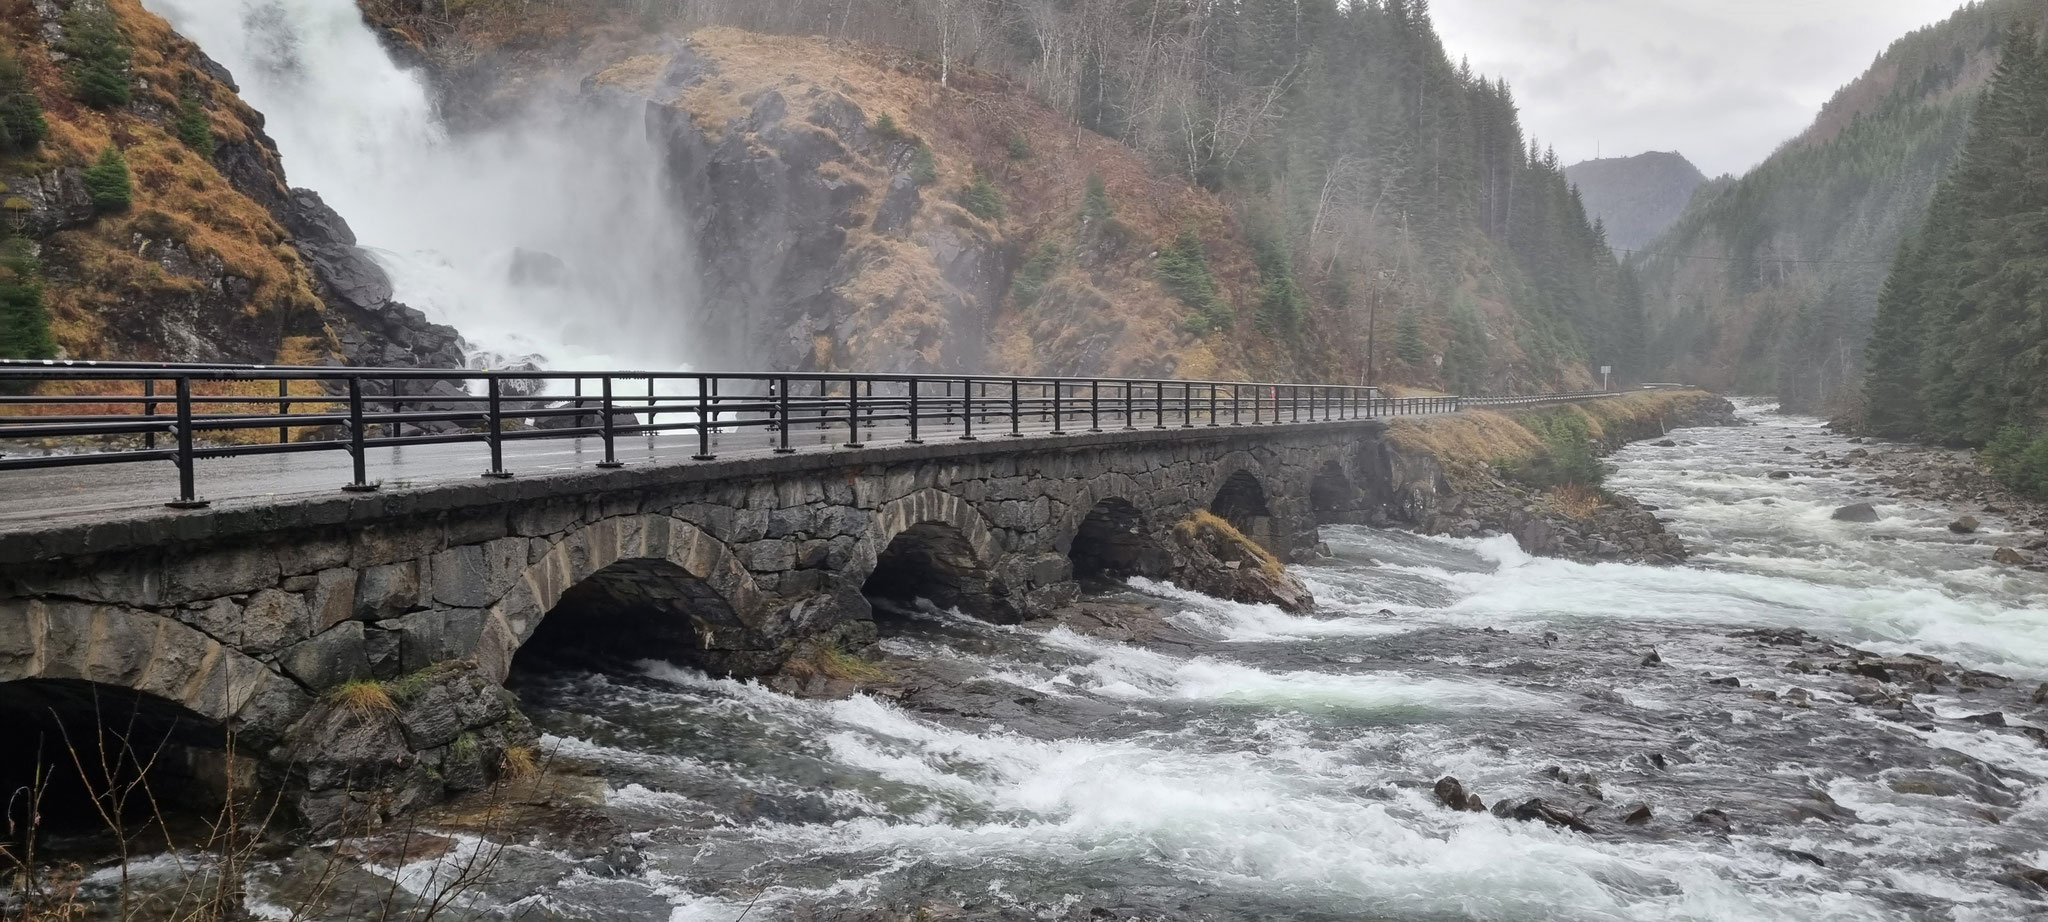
top-left (349, 521), bottom-right (445, 568)
top-left (239, 588), bottom-right (314, 656)
top-left (430, 539), bottom-right (524, 608)
top-left (308, 567), bottom-right (356, 630)
top-left (740, 539), bottom-right (798, 573)
top-left (277, 531), bottom-right (351, 578)
top-left (276, 622), bottom-right (372, 690)
top-left (354, 560), bottom-right (424, 621)
top-left (163, 544), bottom-right (280, 605)
top-left (384, 608), bottom-right (486, 675)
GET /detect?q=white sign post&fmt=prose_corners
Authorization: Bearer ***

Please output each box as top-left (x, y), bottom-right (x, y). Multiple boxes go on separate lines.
top-left (1600, 366), bottom-right (1612, 392)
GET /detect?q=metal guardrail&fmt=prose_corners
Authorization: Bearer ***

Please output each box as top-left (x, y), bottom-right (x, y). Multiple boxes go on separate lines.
top-left (0, 360), bottom-right (1620, 508)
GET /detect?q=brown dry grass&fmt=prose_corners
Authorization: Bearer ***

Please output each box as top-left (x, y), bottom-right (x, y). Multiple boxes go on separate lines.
top-left (1176, 510), bottom-right (1285, 577)
top-left (1390, 390), bottom-right (1719, 486)
top-left (326, 680), bottom-right (398, 718)
top-left (1547, 483), bottom-right (1605, 520)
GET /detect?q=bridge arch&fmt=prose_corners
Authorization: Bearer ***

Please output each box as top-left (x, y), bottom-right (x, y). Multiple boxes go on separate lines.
top-left (1208, 464), bottom-right (1279, 552)
top-left (1068, 496), bottom-right (1173, 581)
top-left (853, 489), bottom-right (1013, 623)
top-left (0, 600), bottom-right (302, 727)
top-left (477, 514), bottom-right (766, 681)
top-left (1310, 459), bottom-right (1362, 524)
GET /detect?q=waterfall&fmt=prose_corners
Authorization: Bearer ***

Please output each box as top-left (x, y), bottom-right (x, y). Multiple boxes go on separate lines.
top-left (142, 0), bottom-right (704, 372)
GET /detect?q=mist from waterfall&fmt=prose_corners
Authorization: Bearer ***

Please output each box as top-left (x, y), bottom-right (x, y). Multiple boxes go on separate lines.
top-left (144, 0), bottom-right (704, 372)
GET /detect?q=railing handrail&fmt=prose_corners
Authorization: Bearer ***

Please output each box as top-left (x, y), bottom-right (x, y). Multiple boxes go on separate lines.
top-left (0, 360), bottom-right (1630, 509)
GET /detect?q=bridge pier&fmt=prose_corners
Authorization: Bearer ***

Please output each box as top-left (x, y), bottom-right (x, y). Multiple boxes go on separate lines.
top-left (1, 418), bottom-right (1406, 832)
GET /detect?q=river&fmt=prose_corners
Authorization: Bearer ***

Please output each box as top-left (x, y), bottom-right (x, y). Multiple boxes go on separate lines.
top-left (196, 404), bottom-right (2046, 921)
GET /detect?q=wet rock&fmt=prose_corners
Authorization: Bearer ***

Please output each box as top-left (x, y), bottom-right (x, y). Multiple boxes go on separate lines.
top-left (2034, 683), bottom-right (2048, 705)
top-left (1949, 516), bottom-right (1981, 534)
top-left (1992, 547), bottom-right (2026, 566)
top-left (1707, 676), bottom-right (1741, 687)
top-left (1654, 439), bottom-right (1677, 448)
top-left (1832, 503), bottom-right (1881, 523)
top-left (1784, 687), bottom-right (1815, 709)
top-left (1493, 797), bottom-right (1597, 834)
top-left (1959, 711), bottom-right (2007, 727)
top-left (1622, 804), bottom-right (1653, 825)
top-left (1640, 649), bottom-right (1663, 666)
top-left (1691, 808), bottom-right (1732, 831)
top-left (1165, 514), bottom-right (1314, 612)
top-left (1995, 866), bottom-right (2048, 893)
top-left (1772, 847), bottom-right (1826, 867)
top-left (1768, 471), bottom-right (1793, 479)
top-left (872, 172), bottom-right (922, 236)
top-left (1433, 776), bottom-right (1485, 812)
top-left (1958, 670), bottom-right (2011, 691)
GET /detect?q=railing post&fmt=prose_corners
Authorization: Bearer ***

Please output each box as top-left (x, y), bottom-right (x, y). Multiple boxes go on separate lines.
top-left (1089, 380), bottom-right (1102, 432)
top-left (1231, 384), bottom-right (1242, 426)
top-left (1007, 378), bottom-right (1023, 437)
top-left (142, 378), bottom-right (157, 450)
top-left (907, 378), bottom-right (924, 444)
top-left (342, 376), bottom-right (377, 492)
top-left (774, 376), bottom-right (796, 453)
top-left (277, 377), bottom-right (290, 445)
top-left (693, 375), bottom-right (715, 460)
top-left (1153, 381), bottom-right (1166, 429)
top-left (1208, 384), bottom-right (1219, 427)
top-left (1122, 381), bottom-right (1135, 430)
top-left (1182, 383), bottom-right (1194, 428)
top-left (1291, 385), bottom-right (1300, 423)
top-left (1050, 382), bottom-right (1065, 435)
top-left (1253, 385), bottom-right (1263, 425)
top-left (960, 377), bottom-right (977, 440)
top-left (845, 377), bottom-right (865, 448)
top-left (598, 376), bottom-right (623, 468)
top-left (165, 376), bottom-right (207, 509)
top-left (483, 375), bottom-right (512, 479)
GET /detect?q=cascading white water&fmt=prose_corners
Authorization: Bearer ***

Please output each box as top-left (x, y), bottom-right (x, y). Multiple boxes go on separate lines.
top-left (143, 0), bottom-right (704, 372)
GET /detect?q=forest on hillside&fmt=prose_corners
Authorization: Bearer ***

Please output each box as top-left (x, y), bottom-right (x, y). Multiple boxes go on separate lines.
top-left (1633, 0), bottom-right (2039, 413)
top-left (1863, 26), bottom-right (2048, 496)
top-left (369, 0), bottom-right (1642, 393)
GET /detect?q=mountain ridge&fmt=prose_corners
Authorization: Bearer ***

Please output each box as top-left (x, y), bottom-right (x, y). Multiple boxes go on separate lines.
top-left (1563, 151), bottom-right (1706, 253)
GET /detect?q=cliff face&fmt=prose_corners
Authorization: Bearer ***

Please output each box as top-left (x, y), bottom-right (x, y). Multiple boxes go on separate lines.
top-left (0, 0), bottom-right (461, 369)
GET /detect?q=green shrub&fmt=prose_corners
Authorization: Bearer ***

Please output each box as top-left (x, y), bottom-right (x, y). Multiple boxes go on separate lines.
top-left (957, 171), bottom-right (1003, 221)
top-left (1006, 133), bottom-right (1032, 160)
top-left (1985, 425), bottom-right (2048, 498)
top-left (1158, 227), bottom-right (1232, 333)
top-left (0, 237), bottom-right (52, 361)
top-left (909, 143), bottom-right (937, 186)
top-left (1503, 409), bottom-right (1606, 489)
top-left (1082, 173), bottom-right (1114, 222)
top-left (84, 145), bottom-right (131, 213)
top-left (175, 91), bottom-right (214, 158)
top-left (1012, 241), bottom-right (1062, 308)
top-left (62, 5), bottom-right (131, 110)
top-left (0, 53), bottom-right (47, 155)
top-left (873, 111), bottom-right (903, 141)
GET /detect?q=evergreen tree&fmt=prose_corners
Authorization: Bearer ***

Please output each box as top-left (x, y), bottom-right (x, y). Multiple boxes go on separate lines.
top-left (1082, 173), bottom-right (1113, 222)
top-left (1441, 298), bottom-right (1490, 393)
top-left (0, 237), bottom-right (53, 360)
top-left (909, 143), bottom-right (937, 186)
top-left (175, 91), bottom-right (215, 158)
top-left (85, 145), bottom-right (131, 213)
top-left (1395, 309), bottom-right (1427, 364)
top-left (0, 52), bottom-right (47, 155)
top-left (1158, 228), bottom-right (1232, 332)
top-left (62, 4), bottom-right (132, 110)
top-left (957, 171), bottom-right (1003, 221)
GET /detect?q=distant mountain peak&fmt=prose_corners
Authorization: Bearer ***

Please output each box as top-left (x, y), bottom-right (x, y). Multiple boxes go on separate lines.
top-left (1563, 152), bottom-right (1707, 252)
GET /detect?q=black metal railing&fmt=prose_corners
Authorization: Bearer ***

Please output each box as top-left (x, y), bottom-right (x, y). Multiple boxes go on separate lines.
top-left (0, 360), bottom-right (1623, 508)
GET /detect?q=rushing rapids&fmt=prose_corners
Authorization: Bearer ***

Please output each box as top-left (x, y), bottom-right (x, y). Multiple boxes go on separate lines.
top-left (54, 411), bottom-right (2046, 919)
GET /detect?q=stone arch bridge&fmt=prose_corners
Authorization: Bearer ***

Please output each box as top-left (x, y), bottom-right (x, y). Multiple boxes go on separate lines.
top-left (0, 410), bottom-right (1441, 828)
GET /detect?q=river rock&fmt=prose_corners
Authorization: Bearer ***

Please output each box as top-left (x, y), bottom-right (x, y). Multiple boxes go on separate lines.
top-left (1654, 439), bottom-right (1677, 448)
top-left (1949, 516), bottom-right (1981, 534)
top-left (1832, 503), bottom-right (1881, 523)
top-left (1992, 547), bottom-right (2025, 565)
top-left (1433, 776), bottom-right (1485, 812)
top-left (1959, 711), bottom-right (2006, 727)
top-left (1493, 797), bottom-right (1597, 834)
top-left (1769, 471), bottom-right (1793, 479)
top-left (1691, 808), bottom-right (1732, 831)
top-left (1165, 514), bottom-right (1314, 612)
top-left (1622, 803), bottom-right (1653, 825)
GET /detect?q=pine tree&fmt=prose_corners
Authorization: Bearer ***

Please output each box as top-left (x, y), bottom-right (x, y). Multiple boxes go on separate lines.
top-left (1082, 173), bottom-right (1113, 222)
top-left (1395, 309), bottom-right (1427, 364)
top-left (62, 4), bottom-right (132, 110)
top-left (85, 145), bottom-right (131, 213)
top-left (957, 171), bottom-right (1003, 221)
top-left (175, 91), bottom-right (215, 158)
top-left (0, 52), bottom-right (47, 155)
top-left (0, 237), bottom-right (53, 360)
top-left (1441, 298), bottom-right (1490, 393)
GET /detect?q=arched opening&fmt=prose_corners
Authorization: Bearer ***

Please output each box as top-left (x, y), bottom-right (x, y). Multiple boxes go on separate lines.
top-left (508, 559), bottom-right (747, 680)
top-left (862, 522), bottom-right (1009, 622)
top-left (1210, 469), bottom-right (1281, 553)
top-left (1310, 461), bottom-right (1360, 524)
top-left (1069, 498), bottom-right (1171, 583)
top-left (0, 679), bottom-right (237, 839)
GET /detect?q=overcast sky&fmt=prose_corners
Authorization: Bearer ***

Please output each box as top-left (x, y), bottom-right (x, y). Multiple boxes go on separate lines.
top-left (1429, 0), bottom-right (1976, 177)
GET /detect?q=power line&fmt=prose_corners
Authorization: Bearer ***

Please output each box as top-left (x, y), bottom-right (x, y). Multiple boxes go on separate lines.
top-left (1612, 247), bottom-right (1893, 267)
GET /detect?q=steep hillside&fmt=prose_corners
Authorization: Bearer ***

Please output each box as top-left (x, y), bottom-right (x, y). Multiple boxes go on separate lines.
top-left (356, 0), bottom-right (1640, 392)
top-left (0, 0), bottom-right (460, 367)
top-left (1563, 152), bottom-right (1706, 252)
top-left (1635, 0), bottom-right (2045, 412)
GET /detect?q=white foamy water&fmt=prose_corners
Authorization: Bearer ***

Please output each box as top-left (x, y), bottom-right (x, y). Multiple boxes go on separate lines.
top-left (143, 0), bottom-right (704, 372)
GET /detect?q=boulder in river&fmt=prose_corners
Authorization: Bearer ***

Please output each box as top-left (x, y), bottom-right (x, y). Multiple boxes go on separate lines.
top-left (1832, 503), bottom-right (1881, 523)
top-left (1949, 516), bottom-right (1981, 534)
top-left (1165, 512), bottom-right (1315, 612)
top-left (1992, 547), bottom-right (2026, 566)
top-left (1654, 439), bottom-right (1677, 448)
top-left (1622, 804), bottom-right (1653, 825)
top-left (1433, 777), bottom-right (1485, 812)
top-left (1493, 797), bottom-right (1597, 834)
top-left (1691, 808), bottom-right (1732, 831)
top-left (1769, 471), bottom-right (1793, 480)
